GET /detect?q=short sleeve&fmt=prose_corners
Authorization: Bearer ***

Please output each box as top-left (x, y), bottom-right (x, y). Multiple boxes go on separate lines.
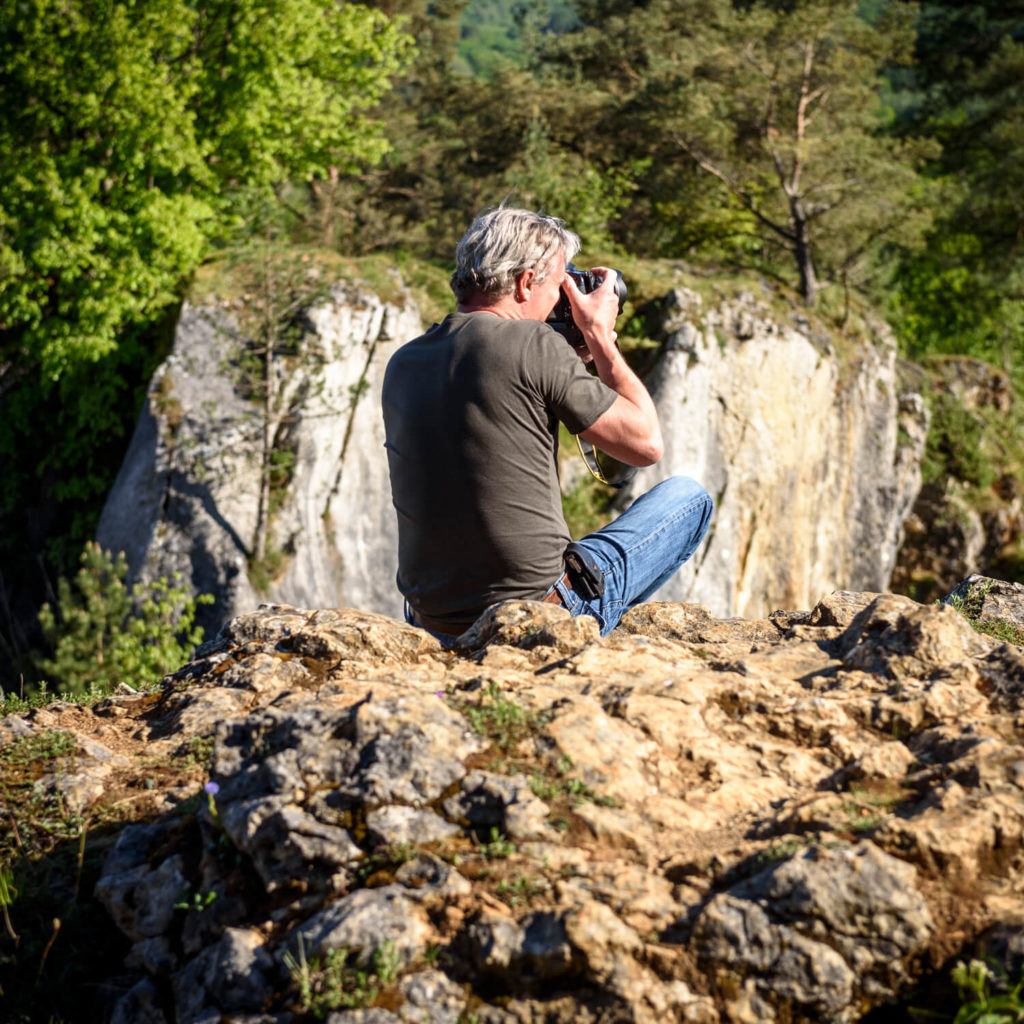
top-left (524, 325), bottom-right (617, 435)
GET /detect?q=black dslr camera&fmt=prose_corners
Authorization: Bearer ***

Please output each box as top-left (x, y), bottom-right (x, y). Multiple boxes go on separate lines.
top-left (546, 263), bottom-right (627, 357)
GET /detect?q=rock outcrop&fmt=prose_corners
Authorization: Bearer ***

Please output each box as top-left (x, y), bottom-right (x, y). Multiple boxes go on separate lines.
top-left (621, 285), bottom-right (928, 617)
top-left (96, 279), bottom-right (422, 632)
top-left (97, 269), bottom-right (928, 631)
top-left (892, 357), bottom-right (1023, 604)
top-left (5, 578), bottom-right (1024, 1023)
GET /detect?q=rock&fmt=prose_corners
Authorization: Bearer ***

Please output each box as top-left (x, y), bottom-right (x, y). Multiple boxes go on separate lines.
top-left (694, 842), bottom-right (933, 1021)
top-left (43, 583), bottom-right (1023, 1022)
top-left (96, 285), bottom-right (423, 634)
top-left (396, 969), bottom-right (466, 1024)
top-left (944, 574), bottom-right (1024, 638)
top-left (95, 853), bottom-right (188, 943)
top-left (291, 885), bottom-right (431, 967)
top-left (173, 928), bottom-right (276, 1022)
top-left (618, 288), bottom-right (927, 617)
top-left (109, 977), bottom-right (167, 1024)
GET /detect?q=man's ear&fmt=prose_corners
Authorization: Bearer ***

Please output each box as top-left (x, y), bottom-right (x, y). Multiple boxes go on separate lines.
top-left (515, 267), bottom-right (536, 302)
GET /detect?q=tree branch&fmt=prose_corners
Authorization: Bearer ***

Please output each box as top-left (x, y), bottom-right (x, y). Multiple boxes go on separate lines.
top-left (672, 133), bottom-right (796, 243)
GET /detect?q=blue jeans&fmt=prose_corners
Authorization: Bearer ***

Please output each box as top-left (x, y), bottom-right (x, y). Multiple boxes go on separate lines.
top-left (406, 476), bottom-right (713, 644)
top-left (548, 475), bottom-right (713, 636)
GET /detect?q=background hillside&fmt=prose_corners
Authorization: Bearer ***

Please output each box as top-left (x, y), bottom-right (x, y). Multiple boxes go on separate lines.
top-left (1, 0), bottom-right (1023, 699)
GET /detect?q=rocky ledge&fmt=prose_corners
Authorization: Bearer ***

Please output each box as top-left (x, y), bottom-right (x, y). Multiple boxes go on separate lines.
top-left (4, 578), bottom-right (1024, 1023)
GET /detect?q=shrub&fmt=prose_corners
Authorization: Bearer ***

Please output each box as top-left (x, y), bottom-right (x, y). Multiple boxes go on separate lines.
top-left (35, 542), bottom-right (212, 696)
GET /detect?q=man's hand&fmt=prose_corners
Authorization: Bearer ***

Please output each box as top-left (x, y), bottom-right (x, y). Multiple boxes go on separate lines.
top-left (562, 268), bottom-right (620, 362)
top-left (565, 267), bottom-right (664, 468)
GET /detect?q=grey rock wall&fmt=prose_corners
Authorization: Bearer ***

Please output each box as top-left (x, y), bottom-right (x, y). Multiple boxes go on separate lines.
top-left (97, 278), bottom-right (421, 632)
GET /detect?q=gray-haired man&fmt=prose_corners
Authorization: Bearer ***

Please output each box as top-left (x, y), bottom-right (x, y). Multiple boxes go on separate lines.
top-left (382, 207), bottom-right (712, 644)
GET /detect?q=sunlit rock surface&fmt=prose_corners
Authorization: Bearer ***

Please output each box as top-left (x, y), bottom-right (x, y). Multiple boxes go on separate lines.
top-left (6, 578), bottom-right (1024, 1023)
top-left (621, 286), bottom-right (929, 617)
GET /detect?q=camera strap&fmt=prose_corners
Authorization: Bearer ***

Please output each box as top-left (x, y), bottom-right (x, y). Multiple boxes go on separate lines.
top-left (574, 435), bottom-right (637, 490)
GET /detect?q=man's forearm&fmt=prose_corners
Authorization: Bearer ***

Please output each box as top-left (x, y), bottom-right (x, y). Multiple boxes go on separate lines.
top-left (581, 339), bottom-right (664, 465)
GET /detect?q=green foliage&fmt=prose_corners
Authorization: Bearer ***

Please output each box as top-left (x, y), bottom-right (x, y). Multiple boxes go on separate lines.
top-left (884, 4), bottom-right (1024, 373)
top-left (560, 467), bottom-right (616, 540)
top-left (921, 392), bottom-right (996, 490)
top-left (174, 889), bottom-right (217, 913)
top-left (948, 958), bottom-right (1024, 1024)
top-left (479, 825), bottom-right (517, 860)
top-left (34, 542), bottom-right (213, 697)
top-left (528, 754), bottom-right (618, 809)
top-left (0, 730), bottom-right (85, 863)
top-left (946, 579), bottom-right (1024, 649)
top-left (0, 0), bottom-right (412, 378)
top-left (284, 938), bottom-right (401, 1017)
top-left (496, 872), bottom-right (548, 906)
top-left (451, 680), bottom-right (552, 752)
top-left (530, 0), bottom-right (935, 305)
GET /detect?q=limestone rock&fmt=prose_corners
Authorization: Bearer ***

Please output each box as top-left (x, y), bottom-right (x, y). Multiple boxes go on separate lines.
top-left (96, 284), bottom-right (422, 633)
top-left (618, 287), bottom-right (927, 617)
top-left (96, 274), bottom-right (928, 634)
top-left (18, 579), bottom-right (1013, 1023)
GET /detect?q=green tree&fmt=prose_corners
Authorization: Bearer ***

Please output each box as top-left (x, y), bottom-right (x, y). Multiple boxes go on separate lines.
top-left (541, 0), bottom-right (934, 305)
top-left (0, 0), bottom-right (412, 379)
top-left (884, 2), bottom-right (1024, 368)
top-left (35, 542), bottom-right (213, 696)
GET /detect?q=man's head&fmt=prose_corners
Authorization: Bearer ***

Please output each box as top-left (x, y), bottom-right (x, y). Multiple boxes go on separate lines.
top-left (450, 207), bottom-right (581, 306)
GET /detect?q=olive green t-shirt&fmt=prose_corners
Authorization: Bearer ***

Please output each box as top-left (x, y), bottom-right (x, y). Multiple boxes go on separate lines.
top-left (382, 312), bottom-right (616, 634)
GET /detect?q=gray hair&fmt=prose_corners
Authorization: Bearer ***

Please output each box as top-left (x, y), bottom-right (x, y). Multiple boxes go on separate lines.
top-left (450, 207), bottom-right (581, 303)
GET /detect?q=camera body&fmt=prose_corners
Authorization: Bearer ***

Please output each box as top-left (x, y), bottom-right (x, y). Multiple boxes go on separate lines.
top-left (546, 263), bottom-right (627, 355)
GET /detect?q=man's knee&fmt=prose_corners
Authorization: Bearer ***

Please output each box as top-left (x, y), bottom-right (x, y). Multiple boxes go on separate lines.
top-left (648, 475), bottom-right (713, 512)
top-left (653, 475), bottom-right (713, 554)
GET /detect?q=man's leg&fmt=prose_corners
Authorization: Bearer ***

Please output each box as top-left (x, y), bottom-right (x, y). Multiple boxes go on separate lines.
top-left (551, 476), bottom-right (713, 635)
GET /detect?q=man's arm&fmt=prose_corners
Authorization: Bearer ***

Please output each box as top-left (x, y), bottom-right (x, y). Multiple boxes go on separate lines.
top-left (564, 270), bottom-right (664, 467)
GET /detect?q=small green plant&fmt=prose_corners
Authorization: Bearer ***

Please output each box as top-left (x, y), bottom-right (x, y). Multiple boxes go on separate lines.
top-left (174, 889), bottom-right (218, 913)
top-left (479, 826), bottom-right (516, 860)
top-left (35, 542), bottom-right (213, 698)
top-left (0, 730), bottom-right (86, 861)
top-left (1, 730), bottom-right (77, 767)
top-left (0, 865), bottom-right (18, 942)
top-left (497, 873), bottom-right (547, 907)
top-left (756, 838), bottom-right (812, 866)
top-left (946, 579), bottom-right (1024, 648)
top-left (528, 755), bottom-right (619, 809)
top-left (948, 958), bottom-right (1024, 1023)
top-left (451, 681), bottom-right (551, 753)
top-left (284, 937), bottom-right (401, 1017)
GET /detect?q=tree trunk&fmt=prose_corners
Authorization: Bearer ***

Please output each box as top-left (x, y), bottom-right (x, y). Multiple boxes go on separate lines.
top-left (254, 245), bottom-right (276, 564)
top-left (791, 198), bottom-right (817, 307)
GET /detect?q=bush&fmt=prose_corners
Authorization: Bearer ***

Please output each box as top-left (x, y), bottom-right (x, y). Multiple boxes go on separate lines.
top-left (35, 542), bottom-right (212, 696)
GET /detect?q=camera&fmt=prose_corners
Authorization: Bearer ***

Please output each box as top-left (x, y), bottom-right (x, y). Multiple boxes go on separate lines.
top-left (546, 263), bottom-right (627, 355)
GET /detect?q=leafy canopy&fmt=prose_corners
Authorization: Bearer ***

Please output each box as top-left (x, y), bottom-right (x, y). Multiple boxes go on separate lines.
top-left (542, 0), bottom-right (935, 305)
top-left (0, 0), bottom-right (412, 378)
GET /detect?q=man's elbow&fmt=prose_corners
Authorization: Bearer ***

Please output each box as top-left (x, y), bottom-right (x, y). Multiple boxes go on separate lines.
top-left (638, 441), bottom-right (664, 466)
top-left (628, 431), bottom-right (664, 467)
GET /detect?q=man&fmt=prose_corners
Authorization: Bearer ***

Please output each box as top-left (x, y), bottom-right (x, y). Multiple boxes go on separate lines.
top-left (382, 206), bottom-right (712, 644)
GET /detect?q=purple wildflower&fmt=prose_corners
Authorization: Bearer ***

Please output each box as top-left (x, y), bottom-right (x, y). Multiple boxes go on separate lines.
top-left (204, 781), bottom-right (220, 796)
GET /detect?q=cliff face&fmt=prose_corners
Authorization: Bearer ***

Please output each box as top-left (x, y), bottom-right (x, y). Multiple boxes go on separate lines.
top-left (96, 281), bottom-right (421, 631)
top-left (620, 286), bottom-right (929, 617)
top-left (4, 579), bottom-right (1024, 1022)
top-left (97, 269), bottom-right (926, 629)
